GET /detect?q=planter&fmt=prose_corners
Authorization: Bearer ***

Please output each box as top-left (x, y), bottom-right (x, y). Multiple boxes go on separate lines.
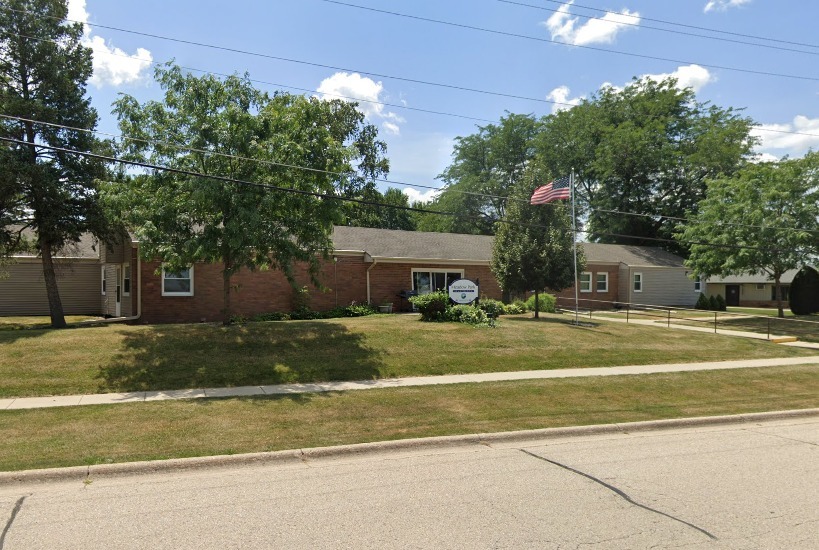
top-left (377, 304), bottom-right (393, 313)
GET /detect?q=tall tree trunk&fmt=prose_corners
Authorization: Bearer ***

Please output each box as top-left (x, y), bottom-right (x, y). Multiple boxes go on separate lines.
top-left (534, 290), bottom-right (540, 319)
top-left (40, 240), bottom-right (67, 329)
top-left (774, 274), bottom-right (784, 318)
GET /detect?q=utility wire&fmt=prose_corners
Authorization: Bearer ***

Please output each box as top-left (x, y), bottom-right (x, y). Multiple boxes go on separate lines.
top-left (502, 0), bottom-right (819, 51)
top-left (3, 112), bottom-right (817, 236)
top-left (325, 0), bottom-right (819, 57)
top-left (0, 135), bottom-right (804, 253)
top-left (6, 28), bottom-right (819, 146)
top-left (310, 0), bottom-right (819, 83)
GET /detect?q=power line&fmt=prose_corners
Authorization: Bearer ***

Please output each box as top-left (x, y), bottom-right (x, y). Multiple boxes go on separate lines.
top-left (312, 0), bottom-right (819, 83)
top-left (6, 26), bottom-right (819, 149)
top-left (3, 113), bottom-right (817, 236)
top-left (0, 135), bottom-right (802, 253)
top-left (502, 0), bottom-right (819, 51)
top-left (325, 0), bottom-right (819, 57)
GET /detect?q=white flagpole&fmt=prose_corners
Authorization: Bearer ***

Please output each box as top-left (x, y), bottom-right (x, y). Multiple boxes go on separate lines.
top-left (570, 170), bottom-right (579, 325)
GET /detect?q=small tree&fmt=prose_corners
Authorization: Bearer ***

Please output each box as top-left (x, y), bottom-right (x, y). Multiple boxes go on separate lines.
top-left (491, 182), bottom-right (581, 318)
top-left (680, 154), bottom-right (819, 318)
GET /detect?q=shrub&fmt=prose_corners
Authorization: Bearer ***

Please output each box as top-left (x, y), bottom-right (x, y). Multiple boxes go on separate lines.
top-left (409, 291), bottom-right (450, 321)
top-left (708, 295), bottom-right (720, 311)
top-left (251, 312), bottom-right (291, 322)
top-left (478, 299), bottom-right (506, 317)
top-left (504, 301), bottom-right (527, 315)
top-left (790, 266), bottom-right (819, 315)
top-left (446, 304), bottom-right (490, 326)
top-left (715, 294), bottom-right (727, 311)
top-left (345, 303), bottom-right (379, 317)
top-left (524, 293), bottom-right (556, 314)
top-left (695, 293), bottom-right (710, 310)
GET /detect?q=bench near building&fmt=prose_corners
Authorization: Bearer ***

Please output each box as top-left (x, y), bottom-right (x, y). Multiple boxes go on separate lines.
top-left (0, 226), bottom-right (701, 323)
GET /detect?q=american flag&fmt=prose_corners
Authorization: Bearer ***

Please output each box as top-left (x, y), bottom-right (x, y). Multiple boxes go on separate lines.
top-left (530, 175), bottom-right (571, 205)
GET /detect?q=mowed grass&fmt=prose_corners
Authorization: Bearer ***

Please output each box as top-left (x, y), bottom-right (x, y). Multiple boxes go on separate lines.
top-left (1, 314), bottom-right (817, 398)
top-left (0, 365), bottom-right (816, 471)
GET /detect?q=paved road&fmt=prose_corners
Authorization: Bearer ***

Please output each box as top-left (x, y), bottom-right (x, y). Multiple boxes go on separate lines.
top-left (1, 417), bottom-right (817, 549)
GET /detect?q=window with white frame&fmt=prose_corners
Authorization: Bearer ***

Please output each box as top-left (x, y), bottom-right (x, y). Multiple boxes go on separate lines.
top-left (694, 276), bottom-right (702, 293)
top-left (579, 272), bottom-right (592, 293)
top-left (162, 266), bottom-right (194, 296)
top-left (596, 272), bottom-right (608, 292)
top-left (633, 272), bottom-right (643, 292)
top-left (123, 265), bottom-right (131, 296)
top-left (101, 266), bottom-right (106, 295)
top-left (411, 269), bottom-right (463, 294)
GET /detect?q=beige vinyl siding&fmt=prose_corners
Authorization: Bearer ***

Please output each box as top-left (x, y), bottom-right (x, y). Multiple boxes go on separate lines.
top-left (618, 264), bottom-right (631, 304)
top-left (631, 266), bottom-right (698, 307)
top-left (0, 260), bottom-right (102, 315)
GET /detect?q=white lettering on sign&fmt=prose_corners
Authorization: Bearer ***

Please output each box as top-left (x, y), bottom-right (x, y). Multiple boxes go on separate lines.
top-left (448, 279), bottom-right (479, 304)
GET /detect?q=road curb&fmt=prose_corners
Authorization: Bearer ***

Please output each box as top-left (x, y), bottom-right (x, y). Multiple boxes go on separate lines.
top-left (2, 408), bottom-right (817, 486)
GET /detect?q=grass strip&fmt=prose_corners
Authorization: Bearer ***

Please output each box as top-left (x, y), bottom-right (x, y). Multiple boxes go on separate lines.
top-left (1, 315), bottom-right (816, 398)
top-left (0, 365), bottom-right (817, 472)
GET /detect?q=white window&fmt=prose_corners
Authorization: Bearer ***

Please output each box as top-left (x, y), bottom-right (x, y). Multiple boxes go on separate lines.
top-left (633, 272), bottom-right (643, 293)
top-left (579, 272), bottom-right (592, 293)
top-left (756, 283), bottom-right (766, 290)
top-left (596, 272), bottom-right (608, 293)
top-left (162, 266), bottom-right (194, 296)
top-left (411, 269), bottom-right (463, 295)
top-left (101, 266), bottom-right (106, 295)
top-left (123, 265), bottom-right (131, 296)
top-left (694, 276), bottom-right (702, 293)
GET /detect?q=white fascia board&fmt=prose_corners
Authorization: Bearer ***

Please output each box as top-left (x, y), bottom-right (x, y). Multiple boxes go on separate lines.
top-left (367, 256), bottom-right (489, 266)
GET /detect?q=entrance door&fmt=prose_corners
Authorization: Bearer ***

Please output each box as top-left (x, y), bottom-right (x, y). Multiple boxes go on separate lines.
top-left (725, 285), bottom-right (740, 307)
top-left (115, 266), bottom-right (122, 317)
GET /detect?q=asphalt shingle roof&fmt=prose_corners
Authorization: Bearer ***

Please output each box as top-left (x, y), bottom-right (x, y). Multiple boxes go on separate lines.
top-left (331, 226), bottom-right (685, 267)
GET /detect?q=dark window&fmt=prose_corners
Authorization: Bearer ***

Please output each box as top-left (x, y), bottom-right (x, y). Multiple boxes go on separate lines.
top-left (771, 285), bottom-right (790, 301)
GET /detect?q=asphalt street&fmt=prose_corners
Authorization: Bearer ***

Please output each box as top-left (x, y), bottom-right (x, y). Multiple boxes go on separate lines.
top-left (1, 416), bottom-right (817, 549)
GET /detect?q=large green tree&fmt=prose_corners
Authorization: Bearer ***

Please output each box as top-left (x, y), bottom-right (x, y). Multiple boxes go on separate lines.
top-left (491, 179), bottom-right (580, 316)
top-left (537, 77), bottom-right (757, 254)
top-left (106, 64), bottom-right (389, 323)
top-left (0, 0), bottom-right (115, 328)
top-left (421, 113), bottom-right (541, 235)
top-left (679, 153), bottom-right (819, 317)
top-left (341, 186), bottom-right (416, 231)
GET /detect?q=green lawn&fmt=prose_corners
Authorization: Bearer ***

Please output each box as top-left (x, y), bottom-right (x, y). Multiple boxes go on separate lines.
top-left (0, 365), bottom-right (816, 472)
top-left (0, 315), bottom-right (102, 330)
top-left (1, 314), bottom-right (816, 398)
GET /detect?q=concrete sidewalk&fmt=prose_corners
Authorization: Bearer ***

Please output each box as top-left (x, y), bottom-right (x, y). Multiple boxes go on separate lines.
top-left (2, 355), bottom-right (818, 411)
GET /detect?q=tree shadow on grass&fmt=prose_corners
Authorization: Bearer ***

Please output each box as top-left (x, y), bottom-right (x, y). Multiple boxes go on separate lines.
top-left (97, 321), bottom-right (386, 393)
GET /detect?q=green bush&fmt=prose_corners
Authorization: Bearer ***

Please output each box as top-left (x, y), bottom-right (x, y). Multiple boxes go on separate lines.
top-left (478, 299), bottom-right (505, 317)
top-left (409, 291), bottom-right (450, 322)
top-left (695, 293), bottom-right (710, 310)
top-left (345, 303), bottom-right (379, 317)
top-left (524, 293), bottom-right (556, 314)
top-left (708, 295), bottom-right (720, 311)
top-left (446, 304), bottom-right (490, 326)
top-left (715, 294), bottom-right (727, 311)
top-left (504, 301), bottom-right (527, 315)
top-left (790, 266), bottom-right (819, 315)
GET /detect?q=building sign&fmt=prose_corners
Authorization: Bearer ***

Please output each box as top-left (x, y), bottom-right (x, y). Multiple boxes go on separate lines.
top-left (448, 278), bottom-right (479, 304)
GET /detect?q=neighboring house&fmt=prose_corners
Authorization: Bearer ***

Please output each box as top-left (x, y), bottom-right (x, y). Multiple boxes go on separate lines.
top-left (549, 243), bottom-right (699, 310)
top-left (0, 226), bottom-right (699, 322)
top-left (705, 271), bottom-right (799, 307)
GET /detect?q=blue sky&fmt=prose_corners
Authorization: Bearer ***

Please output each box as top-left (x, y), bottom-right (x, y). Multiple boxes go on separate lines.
top-left (69, 0), bottom-right (819, 202)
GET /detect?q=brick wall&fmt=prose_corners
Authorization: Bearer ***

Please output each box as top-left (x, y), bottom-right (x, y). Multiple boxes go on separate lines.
top-left (138, 257), bottom-right (504, 323)
top-left (550, 263), bottom-right (620, 310)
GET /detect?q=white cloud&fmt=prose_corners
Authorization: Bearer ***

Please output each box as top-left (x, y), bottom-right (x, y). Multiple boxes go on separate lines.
top-left (67, 0), bottom-right (153, 88)
top-left (402, 187), bottom-right (439, 204)
top-left (546, 85), bottom-right (584, 113)
top-left (704, 0), bottom-right (751, 13)
top-left (751, 116), bottom-right (819, 157)
top-left (640, 64), bottom-right (716, 93)
top-left (543, 0), bottom-right (640, 46)
top-left (317, 72), bottom-right (404, 135)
